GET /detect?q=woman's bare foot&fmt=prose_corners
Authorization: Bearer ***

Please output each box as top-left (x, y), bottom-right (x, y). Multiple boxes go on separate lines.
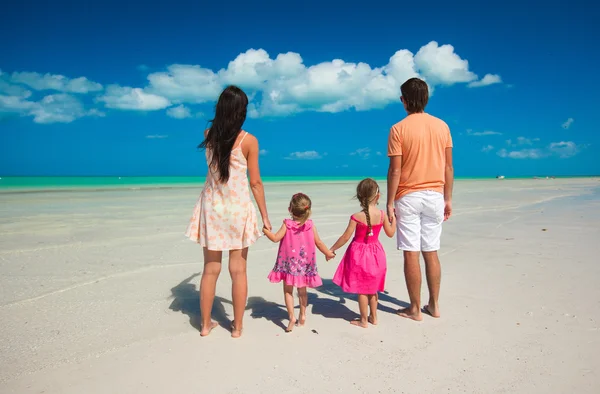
top-left (285, 318), bottom-right (297, 333)
top-left (368, 315), bottom-right (378, 325)
top-left (230, 322), bottom-right (243, 338)
top-left (350, 318), bottom-right (368, 328)
top-left (423, 304), bottom-right (441, 318)
top-left (298, 315), bottom-right (306, 327)
top-left (396, 308), bottom-right (423, 321)
top-left (200, 321), bottom-right (218, 337)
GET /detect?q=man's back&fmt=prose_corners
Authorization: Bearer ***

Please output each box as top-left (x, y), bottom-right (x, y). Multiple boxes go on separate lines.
top-left (387, 113), bottom-right (452, 200)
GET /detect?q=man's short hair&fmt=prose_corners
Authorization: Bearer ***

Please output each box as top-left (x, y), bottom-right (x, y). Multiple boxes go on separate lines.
top-left (401, 78), bottom-right (429, 113)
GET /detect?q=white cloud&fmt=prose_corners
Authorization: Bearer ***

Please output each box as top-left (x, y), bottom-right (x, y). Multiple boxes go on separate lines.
top-left (146, 64), bottom-right (222, 104)
top-left (98, 41), bottom-right (501, 118)
top-left (350, 147), bottom-right (371, 159)
top-left (10, 72), bottom-right (103, 94)
top-left (498, 140), bottom-right (581, 159)
top-left (468, 130), bottom-right (502, 136)
top-left (481, 145), bottom-right (494, 153)
top-left (285, 151), bottom-right (322, 160)
top-left (506, 137), bottom-right (540, 147)
top-left (146, 134), bottom-right (168, 139)
top-left (497, 148), bottom-right (545, 159)
top-left (548, 141), bottom-right (579, 158)
top-left (562, 117), bottom-right (574, 130)
top-left (376, 151), bottom-right (382, 156)
top-left (259, 149), bottom-right (268, 156)
top-left (468, 74), bottom-right (502, 88)
top-left (0, 93), bottom-right (101, 123)
top-left (2, 41), bottom-right (503, 123)
top-left (166, 104), bottom-right (192, 119)
top-left (414, 42), bottom-right (477, 85)
top-left (97, 85), bottom-right (171, 110)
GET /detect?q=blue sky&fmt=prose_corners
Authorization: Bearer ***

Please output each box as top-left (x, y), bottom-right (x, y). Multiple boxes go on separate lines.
top-left (1, 0), bottom-right (598, 177)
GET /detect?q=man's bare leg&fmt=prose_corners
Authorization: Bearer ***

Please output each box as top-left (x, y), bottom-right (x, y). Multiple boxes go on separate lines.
top-left (422, 251), bottom-right (441, 318)
top-left (397, 251), bottom-right (423, 321)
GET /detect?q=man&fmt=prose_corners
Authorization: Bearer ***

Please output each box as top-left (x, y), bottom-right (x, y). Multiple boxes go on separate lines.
top-left (386, 77), bottom-right (454, 321)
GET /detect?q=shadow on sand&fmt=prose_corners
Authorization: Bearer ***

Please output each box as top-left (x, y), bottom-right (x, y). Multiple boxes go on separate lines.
top-left (169, 273), bottom-right (289, 332)
top-left (169, 275), bottom-right (410, 333)
top-left (312, 278), bottom-right (410, 316)
top-left (168, 273), bottom-right (232, 332)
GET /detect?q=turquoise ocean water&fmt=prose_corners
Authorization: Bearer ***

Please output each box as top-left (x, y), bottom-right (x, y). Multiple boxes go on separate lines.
top-left (0, 176), bottom-right (596, 192)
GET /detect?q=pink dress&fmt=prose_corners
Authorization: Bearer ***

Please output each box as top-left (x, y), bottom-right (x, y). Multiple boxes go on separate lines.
top-left (333, 211), bottom-right (387, 294)
top-left (185, 132), bottom-right (261, 251)
top-left (267, 219), bottom-right (323, 288)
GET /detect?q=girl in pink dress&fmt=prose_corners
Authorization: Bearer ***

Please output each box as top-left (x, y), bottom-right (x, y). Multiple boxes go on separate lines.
top-left (263, 193), bottom-right (335, 332)
top-left (330, 178), bottom-right (396, 328)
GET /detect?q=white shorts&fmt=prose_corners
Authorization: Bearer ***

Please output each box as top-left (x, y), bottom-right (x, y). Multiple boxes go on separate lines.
top-left (395, 191), bottom-right (445, 252)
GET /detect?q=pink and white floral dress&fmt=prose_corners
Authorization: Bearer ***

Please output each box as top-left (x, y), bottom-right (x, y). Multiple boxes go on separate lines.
top-left (267, 219), bottom-right (323, 288)
top-left (185, 132), bottom-right (261, 251)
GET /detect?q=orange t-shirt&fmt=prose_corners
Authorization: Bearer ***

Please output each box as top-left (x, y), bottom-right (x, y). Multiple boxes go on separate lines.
top-left (387, 113), bottom-right (453, 200)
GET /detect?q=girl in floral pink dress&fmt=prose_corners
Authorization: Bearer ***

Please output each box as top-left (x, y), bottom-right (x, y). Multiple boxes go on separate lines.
top-left (330, 179), bottom-right (396, 328)
top-left (263, 193), bottom-right (335, 332)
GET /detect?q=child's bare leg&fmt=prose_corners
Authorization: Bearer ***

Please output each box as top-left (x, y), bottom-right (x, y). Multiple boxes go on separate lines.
top-left (297, 287), bottom-right (308, 326)
top-left (283, 284), bottom-right (296, 332)
top-left (368, 294), bottom-right (378, 325)
top-left (350, 294), bottom-right (369, 328)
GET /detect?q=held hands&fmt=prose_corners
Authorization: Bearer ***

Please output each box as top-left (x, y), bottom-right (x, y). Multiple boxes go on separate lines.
top-left (325, 250), bottom-right (336, 261)
top-left (262, 216), bottom-right (272, 231)
top-left (387, 204), bottom-right (396, 224)
top-left (444, 200), bottom-right (452, 221)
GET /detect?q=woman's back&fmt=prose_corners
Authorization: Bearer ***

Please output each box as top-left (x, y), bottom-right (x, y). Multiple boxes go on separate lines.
top-left (186, 131), bottom-right (261, 251)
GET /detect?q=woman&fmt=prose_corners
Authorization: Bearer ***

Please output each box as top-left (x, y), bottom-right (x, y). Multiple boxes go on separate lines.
top-left (185, 85), bottom-right (271, 338)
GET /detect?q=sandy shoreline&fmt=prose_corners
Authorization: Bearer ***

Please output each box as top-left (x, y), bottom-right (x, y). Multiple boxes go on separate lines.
top-left (1, 178), bottom-right (599, 393)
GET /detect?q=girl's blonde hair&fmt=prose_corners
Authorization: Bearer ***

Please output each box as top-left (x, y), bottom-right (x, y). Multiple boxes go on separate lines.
top-left (355, 178), bottom-right (380, 236)
top-left (289, 193), bottom-right (312, 224)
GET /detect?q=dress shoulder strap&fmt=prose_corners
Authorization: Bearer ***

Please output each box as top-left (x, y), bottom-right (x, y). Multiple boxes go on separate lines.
top-left (236, 131), bottom-right (249, 149)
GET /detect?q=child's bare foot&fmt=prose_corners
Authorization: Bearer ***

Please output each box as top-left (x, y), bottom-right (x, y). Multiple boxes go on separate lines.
top-left (350, 318), bottom-right (368, 328)
top-left (298, 315), bottom-right (306, 327)
top-left (200, 321), bottom-right (218, 337)
top-left (230, 322), bottom-right (243, 338)
top-left (285, 318), bottom-right (297, 333)
top-left (396, 307), bottom-right (423, 321)
top-left (422, 304), bottom-right (441, 318)
top-left (368, 315), bottom-right (378, 325)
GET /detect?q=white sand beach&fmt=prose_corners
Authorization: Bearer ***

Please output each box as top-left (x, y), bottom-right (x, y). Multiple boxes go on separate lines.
top-left (1, 178), bottom-right (599, 393)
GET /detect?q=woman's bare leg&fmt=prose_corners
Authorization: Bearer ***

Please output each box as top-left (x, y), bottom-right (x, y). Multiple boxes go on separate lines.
top-left (283, 284), bottom-right (296, 332)
top-left (200, 248), bottom-right (222, 336)
top-left (297, 287), bottom-right (308, 326)
top-left (350, 294), bottom-right (369, 328)
top-left (228, 248), bottom-right (248, 338)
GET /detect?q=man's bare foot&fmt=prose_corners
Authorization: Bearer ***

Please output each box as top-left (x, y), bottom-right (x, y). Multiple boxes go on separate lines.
top-left (298, 315), bottom-right (306, 327)
top-left (200, 321), bottom-right (218, 337)
top-left (423, 304), bottom-right (441, 318)
top-left (350, 318), bottom-right (368, 328)
top-left (368, 315), bottom-right (378, 325)
top-left (285, 318), bottom-right (297, 333)
top-left (396, 308), bottom-right (423, 321)
top-left (230, 322), bottom-right (243, 338)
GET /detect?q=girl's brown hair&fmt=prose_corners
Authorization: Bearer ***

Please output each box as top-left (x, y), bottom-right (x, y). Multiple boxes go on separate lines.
top-left (356, 178), bottom-right (380, 237)
top-left (289, 193), bottom-right (312, 224)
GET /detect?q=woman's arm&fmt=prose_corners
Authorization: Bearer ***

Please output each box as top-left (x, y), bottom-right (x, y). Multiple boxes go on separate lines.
top-left (263, 222), bottom-right (286, 243)
top-left (312, 225), bottom-right (335, 260)
top-left (329, 219), bottom-right (357, 253)
top-left (245, 134), bottom-right (271, 229)
top-left (383, 212), bottom-right (396, 238)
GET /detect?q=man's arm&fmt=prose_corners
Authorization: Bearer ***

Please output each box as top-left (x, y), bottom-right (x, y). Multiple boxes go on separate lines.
top-left (387, 156), bottom-right (402, 222)
top-left (387, 125), bottom-right (402, 224)
top-left (443, 147), bottom-right (454, 220)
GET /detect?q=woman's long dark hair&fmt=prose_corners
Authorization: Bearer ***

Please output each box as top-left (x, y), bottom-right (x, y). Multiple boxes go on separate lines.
top-left (198, 85), bottom-right (248, 183)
